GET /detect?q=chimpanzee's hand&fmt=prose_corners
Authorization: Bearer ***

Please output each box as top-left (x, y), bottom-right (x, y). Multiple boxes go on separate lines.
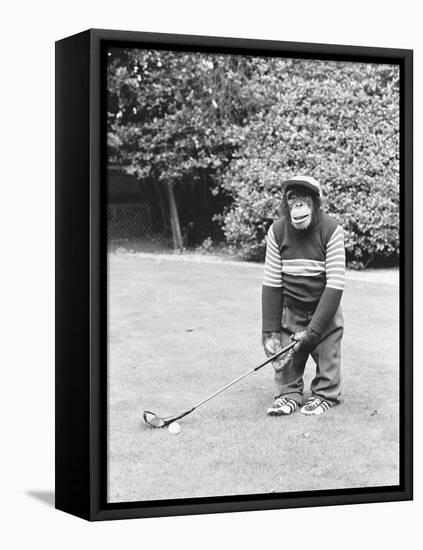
top-left (262, 332), bottom-right (294, 372)
top-left (291, 329), bottom-right (320, 353)
top-left (262, 332), bottom-right (282, 358)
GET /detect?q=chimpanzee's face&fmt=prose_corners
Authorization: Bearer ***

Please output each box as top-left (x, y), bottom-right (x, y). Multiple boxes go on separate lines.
top-left (286, 186), bottom-right (314, 230)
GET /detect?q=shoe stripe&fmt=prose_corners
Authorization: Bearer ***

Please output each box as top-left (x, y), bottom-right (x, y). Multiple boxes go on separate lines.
top-left (268, 397), bottom-right (299, 415)
top-left (288, 399), bottom-right (298, 411)
top-left (301, 397), bottom-right (332, 413)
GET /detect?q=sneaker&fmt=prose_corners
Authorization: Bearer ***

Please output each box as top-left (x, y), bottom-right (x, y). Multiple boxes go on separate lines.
top-left (300, 396), bottom-right (331, 416)
top-left (267, 396), bottom-right (299, 416)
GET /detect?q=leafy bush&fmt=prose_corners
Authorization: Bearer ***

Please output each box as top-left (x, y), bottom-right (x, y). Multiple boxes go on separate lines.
top-left (220, 59), bottom-right (399, 266)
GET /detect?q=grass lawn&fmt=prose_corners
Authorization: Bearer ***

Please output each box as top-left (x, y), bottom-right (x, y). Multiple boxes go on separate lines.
top-left (107, 254), bottom-right (399, 503)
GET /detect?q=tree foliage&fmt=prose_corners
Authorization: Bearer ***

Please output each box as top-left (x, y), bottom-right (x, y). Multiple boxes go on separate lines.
top-left (107, 48), bottom-right (259, 182)
top-left (107, 48), bottom-right (261, 248)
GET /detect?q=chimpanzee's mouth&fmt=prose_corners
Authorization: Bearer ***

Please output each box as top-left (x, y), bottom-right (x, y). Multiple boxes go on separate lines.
top-left (293, 214), bottom-right (310, 223)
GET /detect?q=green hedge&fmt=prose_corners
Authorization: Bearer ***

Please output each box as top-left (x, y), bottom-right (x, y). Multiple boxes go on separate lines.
top-left (220, 59), bottom-right (399, 266)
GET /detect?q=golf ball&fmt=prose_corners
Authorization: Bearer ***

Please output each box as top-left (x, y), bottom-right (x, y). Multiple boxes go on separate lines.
top-left (168, 422), bottom-right (181, 434)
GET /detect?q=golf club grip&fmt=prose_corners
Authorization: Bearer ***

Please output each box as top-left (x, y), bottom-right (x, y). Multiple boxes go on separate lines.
top-left (254, 341), bottom-right (296, 371)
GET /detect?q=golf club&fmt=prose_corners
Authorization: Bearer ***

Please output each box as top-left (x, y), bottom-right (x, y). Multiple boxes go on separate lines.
top-left (143, 340), bottom-right (296, 428)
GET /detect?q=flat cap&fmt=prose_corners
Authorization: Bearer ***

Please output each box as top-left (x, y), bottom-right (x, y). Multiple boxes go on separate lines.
top-left (281, 175), bottom-right (321, 197)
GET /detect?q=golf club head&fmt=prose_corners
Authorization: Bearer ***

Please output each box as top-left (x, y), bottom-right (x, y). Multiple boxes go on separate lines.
top-left (143, 410), bottom-right (166, 428)
top-left (143, 408), bottom-right (194, 429)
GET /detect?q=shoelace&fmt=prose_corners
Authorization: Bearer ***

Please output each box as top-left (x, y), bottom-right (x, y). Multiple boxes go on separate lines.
top-left (306, 397), bottom-right (323, 408)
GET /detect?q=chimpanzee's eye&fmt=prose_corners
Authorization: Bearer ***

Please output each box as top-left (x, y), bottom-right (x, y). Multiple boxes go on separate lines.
top-left (287, 190), bottom-right (310, 204)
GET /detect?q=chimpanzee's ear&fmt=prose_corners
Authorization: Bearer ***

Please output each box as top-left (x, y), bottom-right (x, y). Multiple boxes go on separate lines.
top-left (313, 194), bottom-right (323, 209)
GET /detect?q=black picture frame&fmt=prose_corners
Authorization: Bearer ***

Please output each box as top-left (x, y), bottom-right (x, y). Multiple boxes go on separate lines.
top-left (55, 28), bottom-right (413, 521)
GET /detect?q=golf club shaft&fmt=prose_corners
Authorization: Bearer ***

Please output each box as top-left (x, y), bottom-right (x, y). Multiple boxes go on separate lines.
top-left (192, 341), bottom-right (295, 410)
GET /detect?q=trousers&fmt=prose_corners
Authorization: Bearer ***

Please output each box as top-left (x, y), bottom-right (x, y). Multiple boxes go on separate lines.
top-left (275, 304), bottom-right (344, 404)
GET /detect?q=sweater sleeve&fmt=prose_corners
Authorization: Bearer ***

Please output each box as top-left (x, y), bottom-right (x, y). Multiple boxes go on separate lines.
top-left (262, 225), bottom-right (284, 332)
top-left (308, 225), bottom-right (346, 337)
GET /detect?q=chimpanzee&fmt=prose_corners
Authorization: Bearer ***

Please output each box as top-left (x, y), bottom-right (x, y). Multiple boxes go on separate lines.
top-left (262, 175), bottom-right (345, 416)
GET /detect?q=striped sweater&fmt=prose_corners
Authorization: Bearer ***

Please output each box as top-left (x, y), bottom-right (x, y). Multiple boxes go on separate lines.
top-left (262, 210), bottom-right (345, 337)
